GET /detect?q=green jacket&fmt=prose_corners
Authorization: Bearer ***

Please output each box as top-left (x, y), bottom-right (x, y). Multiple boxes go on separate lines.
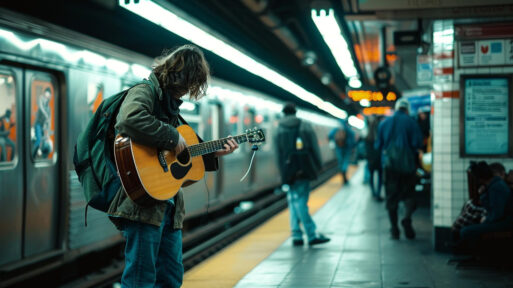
top-left (107, 73), bottom-right (218, 229)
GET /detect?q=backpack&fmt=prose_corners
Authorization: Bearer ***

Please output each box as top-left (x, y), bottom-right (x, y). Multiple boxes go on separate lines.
top-left (334, 128), bottom-right (346, 148)
top-left (278, 121), bottom-right (317, 185)
top-left (73, 79), bottom-right (156, 225)
top-left (382, 116), bottom-right (416, 174)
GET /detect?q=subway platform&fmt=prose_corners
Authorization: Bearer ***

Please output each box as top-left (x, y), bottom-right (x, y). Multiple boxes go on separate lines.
top-left (183, 165), bottom-right (513, 288)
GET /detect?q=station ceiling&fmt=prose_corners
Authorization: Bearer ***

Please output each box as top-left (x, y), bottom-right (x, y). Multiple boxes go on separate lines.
top-left (3, 0), bottom-right (513, 117)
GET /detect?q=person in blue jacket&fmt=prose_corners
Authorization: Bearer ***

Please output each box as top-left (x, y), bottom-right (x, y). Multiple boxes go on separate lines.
top-left (329, 119), bottom-right (355, 185)
top-left (375, 98), bottom-right (423, 239)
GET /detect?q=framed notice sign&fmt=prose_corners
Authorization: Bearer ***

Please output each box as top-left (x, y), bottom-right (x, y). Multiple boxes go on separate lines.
top-left (460, 74), bottom-right (513, 157)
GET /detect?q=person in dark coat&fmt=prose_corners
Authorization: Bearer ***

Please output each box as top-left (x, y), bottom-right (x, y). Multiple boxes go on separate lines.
top-left (460, 162), bottom-right (513, 244)
top-left (365, 115), bottom-right (383, 201)
top-left (109, 45), bottom-right (238, 287)
top-left (376, 98), bottom-right (423, 240)
top-left (275, 102), bottom-right (330, 246)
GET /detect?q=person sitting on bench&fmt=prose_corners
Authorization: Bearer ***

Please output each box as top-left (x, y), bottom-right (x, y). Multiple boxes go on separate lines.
top-left (459, 162), bottom-right (513, 248)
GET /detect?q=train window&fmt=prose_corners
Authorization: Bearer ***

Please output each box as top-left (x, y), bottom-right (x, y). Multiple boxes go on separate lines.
top-left (229, 108), bottom-right (239, 136)
top-left (30, 77), bottom-right (56, 161)
top-left (0, 72), bottom-right (16, 164)
top-left (242, 107), bottom-right (255, 130)
top-left (87, 82), bottom-right (104, 117)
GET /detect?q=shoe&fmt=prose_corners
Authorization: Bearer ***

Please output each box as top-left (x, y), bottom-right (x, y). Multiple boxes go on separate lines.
top-left (401, 218), bottom-right (416, 239)
top-left (308, 234), bottom-right (330, 246)
top-left (390, 227), bottom-right (400, 240)
top-left (292, 239), bottom-right (304, 246)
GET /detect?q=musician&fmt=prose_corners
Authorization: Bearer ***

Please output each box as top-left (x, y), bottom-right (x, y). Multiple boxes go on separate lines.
top-left (108, 45), bottom-right (238, 288)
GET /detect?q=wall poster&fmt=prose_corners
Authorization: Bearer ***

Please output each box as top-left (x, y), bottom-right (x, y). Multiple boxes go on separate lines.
top-left (460, 74), bottom-right (513, 157)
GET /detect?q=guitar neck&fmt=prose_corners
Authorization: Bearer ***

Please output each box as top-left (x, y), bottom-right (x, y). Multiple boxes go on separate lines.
top-left (188, 134), bottom-right (248, 157)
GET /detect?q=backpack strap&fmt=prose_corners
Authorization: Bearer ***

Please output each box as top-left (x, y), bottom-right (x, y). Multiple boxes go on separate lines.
top-left (177, 113), bottom-right (189, 125)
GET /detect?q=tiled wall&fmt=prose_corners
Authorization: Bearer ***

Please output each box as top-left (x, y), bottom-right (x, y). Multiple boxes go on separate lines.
top-left (431, 20), bottom-right (513, 230)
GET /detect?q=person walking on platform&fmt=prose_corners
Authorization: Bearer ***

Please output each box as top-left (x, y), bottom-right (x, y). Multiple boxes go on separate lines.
top-left (108, 45), bottom-right (238, 288)
top-left (365, 115), bottom-right (383, 201)
top-left (276, 102), bottom-right (330, 246)
top-left (329, 119), bottom-right (355, 185)
top-left (376, 98), bottom-right (423, 240)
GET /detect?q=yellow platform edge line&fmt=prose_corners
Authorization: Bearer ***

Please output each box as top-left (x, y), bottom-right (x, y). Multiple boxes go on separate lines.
top-left (182, 172), bottom-right (347, 288)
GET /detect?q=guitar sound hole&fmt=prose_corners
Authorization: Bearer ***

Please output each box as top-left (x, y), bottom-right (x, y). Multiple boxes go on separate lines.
top-left (176, 149), bottom-right (190, 164)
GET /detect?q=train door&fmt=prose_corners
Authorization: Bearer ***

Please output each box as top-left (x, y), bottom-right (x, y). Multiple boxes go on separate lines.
top-left (24, 70), bottom-right (60, 258)
top-left (0, 66), bottom-right (61, 267)
top-left (0, 66), bottom-right (23, 266)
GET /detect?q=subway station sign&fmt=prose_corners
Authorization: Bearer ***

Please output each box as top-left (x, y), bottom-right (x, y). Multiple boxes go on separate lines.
top-left (348, 90), bottom-right (397, 115)
top-left (456, 22), bottom-right (513, 67)
top-left (348, 90), bottom-right (397, 102)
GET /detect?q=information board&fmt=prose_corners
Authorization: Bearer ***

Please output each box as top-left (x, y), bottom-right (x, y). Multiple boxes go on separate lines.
top-left (460, 75), bottom-right (513, 157)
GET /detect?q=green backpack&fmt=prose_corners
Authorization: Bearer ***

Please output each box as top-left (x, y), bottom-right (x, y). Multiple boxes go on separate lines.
top-left (73, 79), bottom-right (156, 224)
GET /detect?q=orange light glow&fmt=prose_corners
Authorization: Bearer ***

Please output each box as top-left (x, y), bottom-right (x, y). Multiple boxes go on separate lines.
top-left (229, 115), bottom-right (239, 124)
top-left (386, 44), bottom-right (397, 64)
top-left (255, 115), bottom-right (263, 124)
top-left (386, 92), bottom-right (397, 101)
top-left (348, 90), bottom-right (396, 102)
top-left (363, 107), bottom-right (392, 116)
top-left (353, 41), bottom-right (381, 64)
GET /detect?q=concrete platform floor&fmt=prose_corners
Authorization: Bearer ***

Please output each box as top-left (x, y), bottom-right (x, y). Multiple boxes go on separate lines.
top-left (184, 164), bottom-right (513, 288)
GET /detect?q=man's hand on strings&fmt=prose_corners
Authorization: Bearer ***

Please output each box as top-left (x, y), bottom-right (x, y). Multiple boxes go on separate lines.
top-left (174, 134), bottom-right (187, 155)
top-left (215, 136), bottom-right (238, 157)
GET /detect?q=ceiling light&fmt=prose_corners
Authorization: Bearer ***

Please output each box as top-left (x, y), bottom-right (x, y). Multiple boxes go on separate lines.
top-left (311, 9), bottom-right (360, 87)
top-left (302, 51), bottom-right (317, 66)
top-left (359, 99), bottom-right (370, 107)
top-left (120, 0), bottom-right (347, 119)
top-left (348, 115), bottom-right (364, 129)
top-left (321, 73), bottom-right (332, 85)
top-left (348, 77), bottom-right (362, 88)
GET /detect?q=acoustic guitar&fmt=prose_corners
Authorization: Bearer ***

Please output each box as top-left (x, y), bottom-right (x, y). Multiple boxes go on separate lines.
top-left (114, 125), bottom-right (265, 206)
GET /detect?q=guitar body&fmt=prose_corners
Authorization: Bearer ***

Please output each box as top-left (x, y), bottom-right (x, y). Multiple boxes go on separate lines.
top-left (114, 125), bottom-right (205, 206)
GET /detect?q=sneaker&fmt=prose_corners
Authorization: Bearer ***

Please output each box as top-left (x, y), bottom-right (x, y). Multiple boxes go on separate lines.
top-left (401, 218), bottom-right (416, 239)
top-left (390, 227), bottom-right (400, 240)
top-left (308, 234), bottom-right (330, 246)
top-left (292, 239), bottom-right (304, 246)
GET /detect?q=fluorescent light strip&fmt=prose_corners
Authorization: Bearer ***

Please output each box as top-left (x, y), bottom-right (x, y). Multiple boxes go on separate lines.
top-left (348, 115), bottom-right (365, 129)
top-left (311, 9), bottom-right (360, 87)
top-left (119, 0), bottom-right (347, 119)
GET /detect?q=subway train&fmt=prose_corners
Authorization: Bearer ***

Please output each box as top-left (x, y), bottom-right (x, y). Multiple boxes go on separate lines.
top-left (0, 11), bottom-right (339, 282)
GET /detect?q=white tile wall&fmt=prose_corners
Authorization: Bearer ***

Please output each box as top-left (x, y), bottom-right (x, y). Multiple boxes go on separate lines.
top-left (431, 21), bottom-right (513, 228)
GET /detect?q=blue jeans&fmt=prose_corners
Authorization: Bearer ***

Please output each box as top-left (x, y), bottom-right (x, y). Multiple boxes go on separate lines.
top-left (287, 180), bottom-right (317, 241)
top-left (335, 148), bottom-right (351, 173)
top-left (120, 204), bottom-right (183, 288)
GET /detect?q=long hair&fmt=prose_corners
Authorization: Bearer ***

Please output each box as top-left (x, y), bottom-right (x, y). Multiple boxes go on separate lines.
top-left (153, 45), bottom-right (210, 100)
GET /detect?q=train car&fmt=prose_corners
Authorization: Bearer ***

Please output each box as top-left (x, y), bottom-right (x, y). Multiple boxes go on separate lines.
top-left (0, 10), bottom-right (338, 284)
